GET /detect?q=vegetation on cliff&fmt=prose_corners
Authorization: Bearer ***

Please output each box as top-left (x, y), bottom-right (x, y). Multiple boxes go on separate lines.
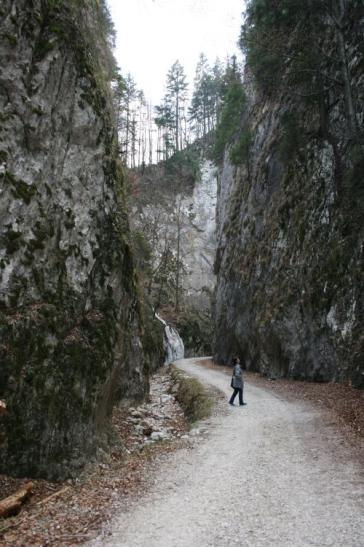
top-left (213, 0), bottom-right (363, 387)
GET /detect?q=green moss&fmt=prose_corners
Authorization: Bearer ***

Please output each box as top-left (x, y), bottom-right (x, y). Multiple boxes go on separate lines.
top-left (0, 150), bottom-right (8, 163)
top-left (2, 171), bottom-right (37, 204)
top-left (2, 33), bottom-right (18, 46)
top-left (64, 218), bottom-right (75, 230)
top-left (0, 112), bottom-right (14, 125)
top-left (44, 183), bottom-right (52, 197)
top-left (31, 105), bottom-right (43, 116)
top-left (32, 221), bottom-right (53, 242)
top-left (33, 36), bottom-right (55, 62)
top-left (3, 229), bottom-right (23, 255)
top-left (27, 238), bottom-right (45, 251)
top-left (278, 112), bottom-right (306, 162)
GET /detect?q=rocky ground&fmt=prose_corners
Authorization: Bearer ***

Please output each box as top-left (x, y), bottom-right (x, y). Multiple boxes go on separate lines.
top-left (0, 369), bottom-right (202, 546)
top-left (0, 360), bottom-right (363, 546)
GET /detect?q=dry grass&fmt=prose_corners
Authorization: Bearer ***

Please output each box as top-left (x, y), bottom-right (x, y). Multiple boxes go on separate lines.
top-left (170, 366), bottom-right (213, 424)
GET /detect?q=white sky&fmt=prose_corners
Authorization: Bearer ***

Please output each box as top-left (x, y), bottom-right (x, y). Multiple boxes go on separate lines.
top-left (107, 0), bottom-right (245, 104)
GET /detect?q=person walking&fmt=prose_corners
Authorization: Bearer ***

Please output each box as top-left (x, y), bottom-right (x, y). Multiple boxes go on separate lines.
top-left (229, 357), bottom-right (247, 406)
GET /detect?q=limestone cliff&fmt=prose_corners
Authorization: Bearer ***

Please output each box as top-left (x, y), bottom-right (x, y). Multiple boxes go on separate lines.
top-left (132, 157), bottom-right (216, 309)
top-left (0, 0), bottom-right (150, 478)
top-left (214, 14), bottom-right (363, 386)
top-left (130, 150), bottom-right (217, 355)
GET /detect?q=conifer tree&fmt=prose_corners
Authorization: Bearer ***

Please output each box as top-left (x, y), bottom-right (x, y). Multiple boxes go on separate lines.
top-left (213, 56), bottom-right (246, 162)
top-left (117, 73), bottom-right (137, 165)
top-left (166, 60), bottom-right (189, 152)
top-left (155, 61), bottom-right (188, 157)
top-left (240, 0), bottom-right (361, 144)
top-left (189, 54), bottom-right (225, 140)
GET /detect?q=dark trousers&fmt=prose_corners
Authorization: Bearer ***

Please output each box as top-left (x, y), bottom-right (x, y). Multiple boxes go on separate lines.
top-left (229, 387), bottom-right (243, 405)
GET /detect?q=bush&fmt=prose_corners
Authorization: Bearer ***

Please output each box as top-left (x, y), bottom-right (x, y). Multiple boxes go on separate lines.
top-left (176, 307), bottom-right (213, 356)
top-left (230, 129), bottom-right (252, 166)
top-left (165, 148), bottom-right (201, 184)
top-left (170, 367), bottom-right (213, 424)
top-left (213, 71), bottom-right (246, 163)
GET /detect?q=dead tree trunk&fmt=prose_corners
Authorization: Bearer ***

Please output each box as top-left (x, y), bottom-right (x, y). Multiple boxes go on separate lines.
top-left (0, 483), bottom-right (33, 518)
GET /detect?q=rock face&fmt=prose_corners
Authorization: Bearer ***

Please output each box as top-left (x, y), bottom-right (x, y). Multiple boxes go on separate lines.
top-left (132, 155), bottom-right (217, 311)
top-left (0, 1), bottom-right (149, 478)
top-left (130, 153), bottom-right (217, 356)
top-left (214, 48), bottom-right (363, 385)
top-left (181, 160), bottom-right (217, 307)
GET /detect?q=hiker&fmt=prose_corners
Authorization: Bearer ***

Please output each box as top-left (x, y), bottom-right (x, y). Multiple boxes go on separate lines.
top-left (229, 357), bottom-right (247, 406)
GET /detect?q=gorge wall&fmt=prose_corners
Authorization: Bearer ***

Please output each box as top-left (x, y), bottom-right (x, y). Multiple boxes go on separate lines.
top-left (214, 7), bottom-right (363, 387)
top-left (0, 0), bottom-right (152, 479)
top-left (131, 153), bottom-right (217, 311)
top-left (130, 150), bottom-right (217, 355)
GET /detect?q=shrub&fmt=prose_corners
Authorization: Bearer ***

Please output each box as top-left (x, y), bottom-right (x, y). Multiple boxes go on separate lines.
top-left (170, 367), bottom-right (213, 424)
top-left (230, 129), bottom-right (252, 166)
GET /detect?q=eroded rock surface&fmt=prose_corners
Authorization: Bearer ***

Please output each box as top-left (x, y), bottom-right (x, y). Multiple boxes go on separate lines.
top-left (214, 22), bottom-right (363, 386)
top-left (0, 1), bottom-right (149, 478)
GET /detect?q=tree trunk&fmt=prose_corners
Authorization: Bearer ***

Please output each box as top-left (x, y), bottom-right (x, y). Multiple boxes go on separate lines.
top-left (0, 483), bottom-right (33, 518)
top-left (175, 205), bottom-right (181, 312)
top-left (175, 93), bottom-right (179, 152)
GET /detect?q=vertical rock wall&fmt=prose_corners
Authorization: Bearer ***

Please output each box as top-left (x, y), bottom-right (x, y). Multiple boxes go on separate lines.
top-left (214, 42), bottom-right (363, 386)
top-left (180, 159), bottom-right (217, 308)
top-left (131, 156), bottom-right (217, 311)
top-left (0, 0), bottom-right (148, 478)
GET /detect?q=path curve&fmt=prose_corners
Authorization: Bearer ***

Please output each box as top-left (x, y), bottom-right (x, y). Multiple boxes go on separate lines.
top-left (93, 358), bottom-right (364, 547)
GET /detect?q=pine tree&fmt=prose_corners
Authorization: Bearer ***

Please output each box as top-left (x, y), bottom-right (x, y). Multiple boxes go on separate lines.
top-left (213, 56), bottom-right (246, 162)
top-left (166, 60), bottom-right (189, 152)
top-left (240, 0), bottom-right (361, 144)
top-left (118, 73), bottom-right (137, 165)
top-left (189, 54), bottom-right (225, 140)
top-left (155, 61), bottom-right (188, 157)
top-left (211, 57), bottom-right (224, 121)
top-left (155, 98), bottom-right (174, 160)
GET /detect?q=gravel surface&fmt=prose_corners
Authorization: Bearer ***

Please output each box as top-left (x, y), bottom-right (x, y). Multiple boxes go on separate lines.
top-left (92, 358), bottom-right (364, 547)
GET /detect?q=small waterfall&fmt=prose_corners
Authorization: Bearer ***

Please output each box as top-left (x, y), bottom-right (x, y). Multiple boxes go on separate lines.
top-left (155, 313), bottom-right (185, 365)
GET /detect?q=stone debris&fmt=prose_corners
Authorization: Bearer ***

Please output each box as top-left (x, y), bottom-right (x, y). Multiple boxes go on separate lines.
top-left (113, 369), bottom-right (190, 453)
top-left (0, 368), bottom-right (193, 546)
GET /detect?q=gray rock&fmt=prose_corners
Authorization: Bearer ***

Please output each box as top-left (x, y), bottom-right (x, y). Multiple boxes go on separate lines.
top-left (150, 431), bottom-right (170, 441)
top-left (0, 0), bottom-right (150, 479)
top-left (213, 33), bottom-right (363, 386)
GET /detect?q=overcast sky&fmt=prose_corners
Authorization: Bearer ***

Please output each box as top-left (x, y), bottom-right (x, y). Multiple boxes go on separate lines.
top-left (107, 0), bottom-right (245, 104)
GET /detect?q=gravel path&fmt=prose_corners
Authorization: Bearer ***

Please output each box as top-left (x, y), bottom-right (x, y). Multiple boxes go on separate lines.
top-left (93, 358), bottom-right (364, 547)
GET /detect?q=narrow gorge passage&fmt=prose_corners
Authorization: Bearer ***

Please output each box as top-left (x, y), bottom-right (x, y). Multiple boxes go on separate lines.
top-left (93, 359), bottom-right (363, 547)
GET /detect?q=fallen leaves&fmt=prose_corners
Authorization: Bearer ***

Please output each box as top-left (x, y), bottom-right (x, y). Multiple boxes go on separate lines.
top-left (0, 369), bottom-right (189, 546)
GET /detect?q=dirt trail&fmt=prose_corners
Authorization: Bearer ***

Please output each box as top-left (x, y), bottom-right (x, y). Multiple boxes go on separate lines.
top-left (92, 358), bottom-right (364, 547)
